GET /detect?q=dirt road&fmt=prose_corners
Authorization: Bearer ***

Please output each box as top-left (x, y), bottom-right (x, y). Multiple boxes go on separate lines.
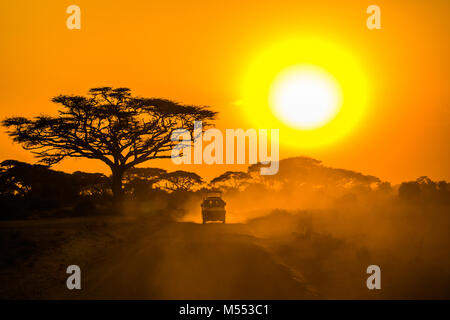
top-left (4, 214), bottom-right (447, 299)
top-left (55, 221), bottom-right (314, 299)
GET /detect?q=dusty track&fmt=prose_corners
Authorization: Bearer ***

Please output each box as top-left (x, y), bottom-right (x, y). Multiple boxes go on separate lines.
top-left (60, 222), bottom-right (313, 299)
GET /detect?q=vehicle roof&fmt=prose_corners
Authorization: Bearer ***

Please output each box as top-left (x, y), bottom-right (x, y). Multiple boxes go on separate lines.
top-left (204, 196), bottom-right (224, 200)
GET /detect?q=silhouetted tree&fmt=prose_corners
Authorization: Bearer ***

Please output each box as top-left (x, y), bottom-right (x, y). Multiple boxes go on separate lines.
top-left (0, 160), bottom-right (78, 207)
top-left (210, 171), bottom-right (251, 190)
top-left (71, 171), bottom-right (110, 197)
top-left (399, 176), bottom-right (450, 204)
top-left (0, 160), bottom-right (35, 197)
top-left (399, 181), bottom-right (422, 201)
top-left (123, 167), bottom-right (167, 200)
top-left (158, 170), bottom-right (203, 192)
top-left (247, 156), bottom-right (383, 198)
top-left (124, 167), bottom-right (167, 185)
top-left (2, 87), bottom-right (217, 209)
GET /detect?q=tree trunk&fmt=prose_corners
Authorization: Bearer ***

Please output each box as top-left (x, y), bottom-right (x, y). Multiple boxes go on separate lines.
top-left (111, 167), bottom-right (125, 214)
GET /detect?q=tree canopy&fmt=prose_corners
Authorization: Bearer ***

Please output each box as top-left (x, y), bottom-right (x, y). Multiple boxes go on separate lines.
top-left (210, 171), bottom-right (251, 190)
top-left (2, 87), bottom-right (217, 205)
top-left (158, 170), bottom-right (203, 192)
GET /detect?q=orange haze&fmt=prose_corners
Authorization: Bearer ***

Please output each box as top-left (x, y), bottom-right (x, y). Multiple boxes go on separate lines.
top-left (0, 0), bottom-right (449, 183)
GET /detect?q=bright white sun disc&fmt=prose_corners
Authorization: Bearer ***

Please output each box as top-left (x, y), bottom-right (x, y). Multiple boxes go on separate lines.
top-left (269, 65), bottom-right (343, 130)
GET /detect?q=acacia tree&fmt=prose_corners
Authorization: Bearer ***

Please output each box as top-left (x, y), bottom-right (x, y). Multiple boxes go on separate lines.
top-left (0, 160), bottom-right (77, 201)
top-left (158, 170), bottom-right (203, 192)
top-left (210, 171), bottom-right (251, 190)
top-left (2, 87), bottom-right (217, 207)
top-left (123, 167), bottom-right (168, 199)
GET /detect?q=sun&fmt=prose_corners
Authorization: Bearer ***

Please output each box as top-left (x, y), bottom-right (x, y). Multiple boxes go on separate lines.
top-left (241, 37), bottom-right (369, 149)
top-left (269, 65), bottom-right (343, 130)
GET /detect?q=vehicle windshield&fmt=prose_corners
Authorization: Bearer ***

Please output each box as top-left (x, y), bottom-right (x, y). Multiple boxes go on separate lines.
top-left (203, 199), bottom-right (224, 208)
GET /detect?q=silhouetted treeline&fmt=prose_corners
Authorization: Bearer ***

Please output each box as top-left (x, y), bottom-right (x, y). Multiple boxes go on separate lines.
top-left (0, 160), bottom-right (207, 220)
top-left (399, 176), bottom-right (450, 205)
top-left (0, 157), bottom-right (449, 220)
top-left (0, 160), bottom-right (109, 219)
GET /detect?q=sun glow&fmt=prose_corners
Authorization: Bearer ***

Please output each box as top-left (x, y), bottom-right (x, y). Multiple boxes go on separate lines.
top-left (269, 65), bottom-right (342, 130)
top-left (242, 37), bottom-right (369, 149)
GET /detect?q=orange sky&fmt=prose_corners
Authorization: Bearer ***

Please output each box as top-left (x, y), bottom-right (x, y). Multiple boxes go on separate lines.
top-left (0, 0), bottom-right (449, 183)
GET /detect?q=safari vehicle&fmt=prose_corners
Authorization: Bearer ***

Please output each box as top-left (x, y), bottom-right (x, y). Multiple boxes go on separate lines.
top-left (201, 189), bottom-right (226, 224)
